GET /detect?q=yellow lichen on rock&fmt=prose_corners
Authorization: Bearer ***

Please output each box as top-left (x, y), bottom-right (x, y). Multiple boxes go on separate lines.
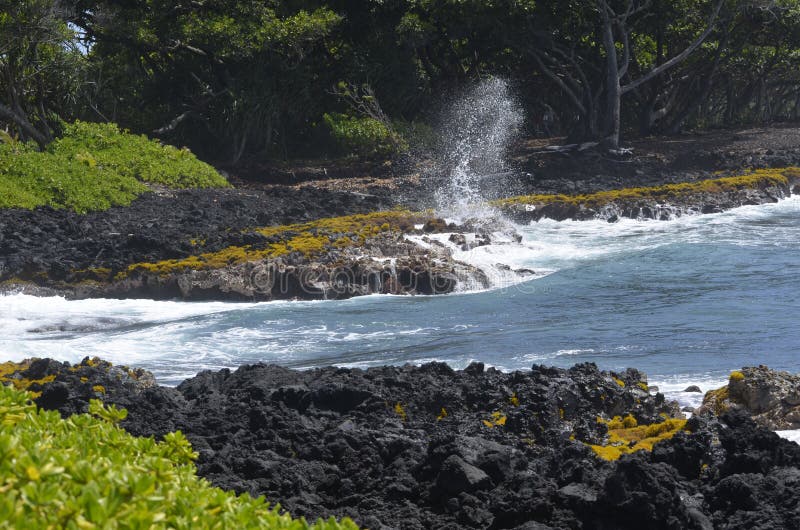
top-left (0, 360), bottom-right (55, 398)
top-left (493, 167), bottom-right (798, 210)
top-left (118, 210), bottom-right (430, 279)
top-left (701, 385), bottom-right (731, 415)
top-left (483, 411), bottom-right (507, 428)
top-left (729, 370), bottom-right (745, 382)
top-left (589, 417), bottom-right (688, 461)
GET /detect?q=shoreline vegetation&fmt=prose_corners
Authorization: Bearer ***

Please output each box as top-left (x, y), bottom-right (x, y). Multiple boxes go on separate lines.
top-left (2, 357), bottom-right (800, 528)
top-left (0, 122), bottom-right (229, 213)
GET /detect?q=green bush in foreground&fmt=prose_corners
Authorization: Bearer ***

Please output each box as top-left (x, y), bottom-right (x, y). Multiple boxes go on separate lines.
top-left (0, 384), bottom-right (357, 529)
top-left (0, 121), bottom-right (229, 213)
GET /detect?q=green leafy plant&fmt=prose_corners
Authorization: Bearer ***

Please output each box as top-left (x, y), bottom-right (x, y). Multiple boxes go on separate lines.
top-left (0, 384), bottom-right (358, 529)
top-left (0, 121), bottom-right (229, 213)
top-left (323, 112), bottom-right (405, 158)
top-left (52, 121), bottom-right (229, 189)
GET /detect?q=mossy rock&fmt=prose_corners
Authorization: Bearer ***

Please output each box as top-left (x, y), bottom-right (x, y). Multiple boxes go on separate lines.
top-left (588, 416), bottom-right (688, 461)
top-left (117, 210), bottom-right (432, 279)
top-left (493, 167), bottom-right (798, 219)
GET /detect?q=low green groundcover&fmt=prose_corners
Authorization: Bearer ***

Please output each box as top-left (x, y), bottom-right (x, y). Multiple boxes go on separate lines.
top-left (0, 384), bottom-right (357, 529)
top-left (0, 121), bottom-right (229, 213)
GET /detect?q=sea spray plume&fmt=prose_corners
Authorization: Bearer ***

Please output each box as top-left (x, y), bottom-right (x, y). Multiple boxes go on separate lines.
top-left (434, 78), bottom-right (523, 220)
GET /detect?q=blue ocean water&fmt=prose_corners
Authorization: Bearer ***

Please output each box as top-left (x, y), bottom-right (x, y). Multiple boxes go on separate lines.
top-left (2, 196), bottom-right (799, 403)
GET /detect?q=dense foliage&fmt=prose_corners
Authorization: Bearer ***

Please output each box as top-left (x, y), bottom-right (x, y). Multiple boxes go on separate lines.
top-left (0, 384), bottom-right (357, 529)
top-left (0, 121), bottom-right (228, 212)
top-left (3, 0), bottom-right (800, 160)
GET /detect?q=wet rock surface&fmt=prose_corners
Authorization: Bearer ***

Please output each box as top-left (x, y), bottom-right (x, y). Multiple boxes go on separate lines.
top-left (498, 172), bottom-right (798, 223)
top-left (8, 358), bottom-right (800, 529)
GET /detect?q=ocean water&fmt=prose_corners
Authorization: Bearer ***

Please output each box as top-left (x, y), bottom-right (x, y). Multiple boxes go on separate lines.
top-left (2, 196), bottom-right (800, 423)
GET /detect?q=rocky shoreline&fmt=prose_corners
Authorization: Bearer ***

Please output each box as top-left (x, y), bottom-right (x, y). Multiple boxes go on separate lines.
top-left (4, 129), bottom-right (800, 528)
top-left (2, 167), bottom-right (798, 302)
top-left (3, 125), bottom-right (800, 302)
top-left (2, 358), bottom-right (800, 529)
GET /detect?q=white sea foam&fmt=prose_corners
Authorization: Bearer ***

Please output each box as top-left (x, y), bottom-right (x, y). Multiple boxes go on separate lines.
top-left (777, 430), bottom-right (800, 444)
top-left (650, 376), bottom-right (729, 411)
top-left (0, 293), bottom-right (263, 371)
top-left (427, 194), bottom-right (800, 292)
top-left (1, 195), bottom-right (798, 384)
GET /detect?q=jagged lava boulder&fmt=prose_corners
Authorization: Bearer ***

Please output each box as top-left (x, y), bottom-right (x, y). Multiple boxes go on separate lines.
top-left (698, 366), bottom-right (800, 430)
top-left (4, 358), bottom-right (800, 529)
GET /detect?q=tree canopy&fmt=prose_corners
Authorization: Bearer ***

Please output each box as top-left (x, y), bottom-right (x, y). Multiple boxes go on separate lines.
top-left (2, 0), bottom-right (800, 162)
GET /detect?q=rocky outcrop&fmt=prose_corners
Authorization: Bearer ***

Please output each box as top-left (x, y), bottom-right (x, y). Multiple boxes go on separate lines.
top-left (0, 208), bottom-right (512, 301)
top-left (496, 168), bottom-right (800, 223)
top-left (698, 366), bottom-right (800, 430)
top-left (71, 233), bottom-right (490, 301)
top-left (5, 357), bottom-right (800, 529)
top-left (3, 166), bottom-right (798, 302)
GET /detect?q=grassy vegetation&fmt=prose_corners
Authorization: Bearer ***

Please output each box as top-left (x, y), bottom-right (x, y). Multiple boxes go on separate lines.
top-left (119, 210), bottom-right (428, 279)
top-left (0, 121), bottom-right (229, 213)
top-left (588, 415), bottom-right (688, 461)
top-left (0, 383), bottom-right (358, 529)
top-left (493, 168), bottom-right (800, 211)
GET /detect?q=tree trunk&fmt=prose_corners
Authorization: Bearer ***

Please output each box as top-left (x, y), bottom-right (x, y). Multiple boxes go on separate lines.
top-left (600, 11), bottom-right (621, 150)
top-left (0, 102), bottom-right (49, 149)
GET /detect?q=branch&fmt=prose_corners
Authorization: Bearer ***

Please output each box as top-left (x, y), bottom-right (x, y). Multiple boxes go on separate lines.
top-left (0, 102), bottom-right (48, 148)
top-left (152, 110), bottom-right (199, 136)
top-left (548, 46), bottom-right (594, 99)
top-left (529, 51), bottom-right (587, 115)
top-left (622, 0), bottom-right (723, 95)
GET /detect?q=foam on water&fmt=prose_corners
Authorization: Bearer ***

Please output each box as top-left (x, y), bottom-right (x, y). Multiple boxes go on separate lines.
top-left (778, 430), bottom-right (800, 443)
top-left (1, 195), bottom-right (799, 387)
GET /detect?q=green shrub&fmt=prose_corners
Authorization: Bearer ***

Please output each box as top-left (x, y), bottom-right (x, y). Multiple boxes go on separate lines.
top-left (0, 121), bottom-right (229, 213)
top-left (323, 112), bottom-right (405, 157)
top-left (0, 384), bottom-right (358, 529)
top-left (0, 142), bottom-right (148, 213)
top-left (52, 122), bottom-right (229, 189)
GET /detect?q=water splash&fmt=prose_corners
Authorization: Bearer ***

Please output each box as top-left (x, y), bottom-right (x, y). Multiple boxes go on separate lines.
top-left (434, 78), bottom-right (523, 221)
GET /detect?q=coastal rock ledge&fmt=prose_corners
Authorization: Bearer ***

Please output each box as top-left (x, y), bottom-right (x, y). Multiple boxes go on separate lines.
top-left (3, 357), bottom-right (800, 529)
top-left (699, 366), bottom-right (800, 430)
top-left (2, 169), bottom-right (798, 302)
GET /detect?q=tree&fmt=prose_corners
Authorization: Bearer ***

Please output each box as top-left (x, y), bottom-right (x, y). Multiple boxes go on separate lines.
top-left (0, 0), bottom-right (85, 148)
top-left (77, 1), bottom-right (342, 162)
top-left (596, 0), bottom-right (724, 149)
